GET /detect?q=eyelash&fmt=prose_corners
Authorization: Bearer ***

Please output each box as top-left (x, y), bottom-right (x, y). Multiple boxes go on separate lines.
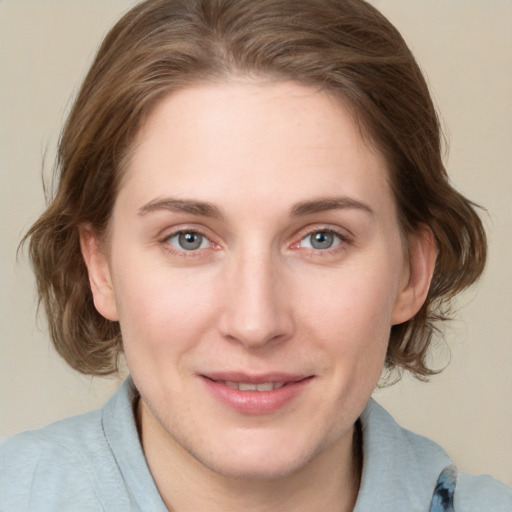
top-left (160, 228), bottom-right (218, 257)
top-left (159, 226), bottom-right (351, 257)
top-left (293, 227), bottom-right (351, 255)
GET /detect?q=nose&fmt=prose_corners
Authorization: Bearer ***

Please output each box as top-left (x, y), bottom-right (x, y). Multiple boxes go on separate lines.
top-left (218, 249), bottom-right (294, 350)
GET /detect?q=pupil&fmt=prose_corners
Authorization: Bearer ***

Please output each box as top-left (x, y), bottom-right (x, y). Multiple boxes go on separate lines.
top-left (312, 232), bottom-right (333, 249)
top-left (179, 232), bottom-right (202, 250)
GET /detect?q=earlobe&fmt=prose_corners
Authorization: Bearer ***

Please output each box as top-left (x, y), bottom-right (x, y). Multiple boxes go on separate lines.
top-left (79, 225), bottom-right (119, 321)
top-left (391, 225), bottom-right (437, 325)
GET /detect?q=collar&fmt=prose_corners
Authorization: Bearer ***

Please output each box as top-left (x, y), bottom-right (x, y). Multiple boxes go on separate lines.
top-left (102, 378), bottom-right (168, 511)
top-left (103, 379), bottom-right (453, 511)
top-left (354, 398), bottom-right (453, 511)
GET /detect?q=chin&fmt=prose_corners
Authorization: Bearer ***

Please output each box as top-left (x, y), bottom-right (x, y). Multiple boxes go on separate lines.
top-left (199, 450), bottom-right (314, 481)
top-left (183, 428), bottom-right (329, 481)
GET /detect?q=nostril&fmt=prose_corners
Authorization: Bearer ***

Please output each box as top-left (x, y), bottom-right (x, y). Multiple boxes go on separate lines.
top-left (218, 263), bottom-right (294, 347)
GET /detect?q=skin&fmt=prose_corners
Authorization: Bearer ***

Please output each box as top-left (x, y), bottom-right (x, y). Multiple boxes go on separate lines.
top-left (81, 81), bottom-right (436, 511)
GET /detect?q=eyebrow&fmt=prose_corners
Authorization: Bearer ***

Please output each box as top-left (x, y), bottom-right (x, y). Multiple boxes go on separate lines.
top-left (290, 196), bottom-right (374, 217)
top-left (138, 198), bottom-right (223, 219)
top-left (138, 195), bottom-right (373, 219)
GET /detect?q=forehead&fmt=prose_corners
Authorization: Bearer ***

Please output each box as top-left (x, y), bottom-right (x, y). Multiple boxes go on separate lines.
top-left (118, 80), bottom-right (393, 217)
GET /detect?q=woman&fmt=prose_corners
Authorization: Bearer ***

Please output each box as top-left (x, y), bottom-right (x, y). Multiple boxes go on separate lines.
top-left (1, 0), bottom-right (510, 510)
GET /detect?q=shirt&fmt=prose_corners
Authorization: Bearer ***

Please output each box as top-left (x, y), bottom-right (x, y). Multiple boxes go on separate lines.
top-left (1, 378), bottom-right (511, 511)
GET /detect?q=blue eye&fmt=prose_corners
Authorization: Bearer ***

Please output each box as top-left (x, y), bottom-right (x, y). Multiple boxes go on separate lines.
top-left (300, 230), bottom-right (342, 250)
top-left (167, 231), bottom-right (210, 251)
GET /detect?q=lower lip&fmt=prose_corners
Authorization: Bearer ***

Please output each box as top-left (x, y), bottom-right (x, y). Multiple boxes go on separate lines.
top-left (201, 377), bottom-right (313, 415)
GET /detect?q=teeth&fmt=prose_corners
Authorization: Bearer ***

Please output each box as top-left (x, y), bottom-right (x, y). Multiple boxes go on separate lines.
top-left (225, 381), bottom-right (285, 391)
top-left (239, 383), bottom-right (259, 391)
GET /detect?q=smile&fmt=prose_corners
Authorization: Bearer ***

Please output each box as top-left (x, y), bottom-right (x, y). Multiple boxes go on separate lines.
top-left (224, 381), bottom-right (286, 391)
top-left (201, 373), bottom-right (314, 414)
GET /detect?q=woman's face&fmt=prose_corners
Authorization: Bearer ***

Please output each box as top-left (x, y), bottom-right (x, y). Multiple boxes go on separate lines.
top-left (84, 81), bottom-right (431, 479)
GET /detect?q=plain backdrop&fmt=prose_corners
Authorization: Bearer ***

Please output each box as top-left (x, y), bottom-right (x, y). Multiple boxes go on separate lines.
top-left (1, 0), bottom-right (511, 487)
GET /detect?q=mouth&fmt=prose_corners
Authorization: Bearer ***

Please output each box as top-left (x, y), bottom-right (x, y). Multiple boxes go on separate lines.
top-left (200, 373), bottom-right (314, 414)
top-left (224, 381), bottom-right (286, 391)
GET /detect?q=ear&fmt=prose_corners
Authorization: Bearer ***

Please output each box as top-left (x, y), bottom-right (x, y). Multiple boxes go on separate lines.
top-left (79, 225), bottom-right (119, 321)
top-left (391, 224), bottom-right (437, 325)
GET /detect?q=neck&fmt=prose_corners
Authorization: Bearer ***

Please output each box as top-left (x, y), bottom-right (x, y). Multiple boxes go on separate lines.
top-left (138, 399), bottom-right (362, 512)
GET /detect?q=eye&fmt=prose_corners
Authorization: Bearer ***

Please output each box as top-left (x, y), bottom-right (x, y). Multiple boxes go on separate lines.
top-left (166, 231), bottom-right (211, 251)
top-left (299, 230), bottom-right (343, 250)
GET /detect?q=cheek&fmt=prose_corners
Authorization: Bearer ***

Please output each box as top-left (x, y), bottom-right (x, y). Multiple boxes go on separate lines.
top-left (302, 267), bottom-right (399, 336)
top-left (112, 266), bottom-right (220, 362)
top-left (296, 260), bottom-right (400, 369)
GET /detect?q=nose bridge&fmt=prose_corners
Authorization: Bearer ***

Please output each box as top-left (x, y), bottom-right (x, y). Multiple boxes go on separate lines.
top-left (220, 244), bottom-right (292, 348)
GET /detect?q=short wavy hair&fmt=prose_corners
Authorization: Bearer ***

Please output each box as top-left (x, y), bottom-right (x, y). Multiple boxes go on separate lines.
top-left (23, 0), bottom-right (486, 378)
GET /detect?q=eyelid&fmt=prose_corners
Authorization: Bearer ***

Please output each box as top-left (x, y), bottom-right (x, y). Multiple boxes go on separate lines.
top-left (158, 223), bottom-right (352, 255)
top-left (159, 225), bottom-right (220, 255)
top-left (300, 230), bottom-right (342, 249)
top-left (290, 225), bottom-right (352, 251)
top-left (167, 231), bottom-right (211, 251)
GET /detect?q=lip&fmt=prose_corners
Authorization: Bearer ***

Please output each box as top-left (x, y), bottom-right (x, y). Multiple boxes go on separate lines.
top-left (200, 372), bottom-right (314, 415)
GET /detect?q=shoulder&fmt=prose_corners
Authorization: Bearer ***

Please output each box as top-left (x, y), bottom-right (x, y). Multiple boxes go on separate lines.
top-left (455, 472), bottom-right (512, 512)
top-left (0, 380), bottom-right (145, 512)
top-left (355, 399), bottom-right (512, 512)
top-left (0, 410), bottom-right (108, 511)
top-left (356, 399), bottom-right (454, 510)
top-left (360, 398), bottom-right (456, 475)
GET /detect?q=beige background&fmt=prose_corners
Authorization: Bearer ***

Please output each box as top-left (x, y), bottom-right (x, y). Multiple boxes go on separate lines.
top-left (1, 0), bottom-right (511, 487)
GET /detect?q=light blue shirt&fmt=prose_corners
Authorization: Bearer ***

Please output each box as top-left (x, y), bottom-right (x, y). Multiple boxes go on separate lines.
top-left (1, 379), bottom-right (510, 511)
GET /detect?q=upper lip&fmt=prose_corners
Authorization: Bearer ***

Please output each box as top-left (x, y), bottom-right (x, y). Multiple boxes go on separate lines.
top-left (201, 372), bottom-right (311, 384)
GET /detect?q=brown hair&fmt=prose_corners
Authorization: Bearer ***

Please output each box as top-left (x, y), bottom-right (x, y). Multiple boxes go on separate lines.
top-left (23, 0), bottom-right (486, 377)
